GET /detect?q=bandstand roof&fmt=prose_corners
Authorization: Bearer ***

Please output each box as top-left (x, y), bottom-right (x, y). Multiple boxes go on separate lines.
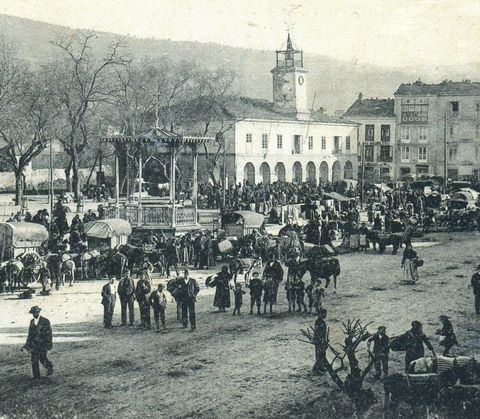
top-left (102, 127), bottom-right (214, 145)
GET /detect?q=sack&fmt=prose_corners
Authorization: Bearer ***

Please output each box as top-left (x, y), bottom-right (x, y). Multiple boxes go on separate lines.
top-left (415, 259), bottom-right (424, 267)
top-left (217, 239), bottom-right (233, 254)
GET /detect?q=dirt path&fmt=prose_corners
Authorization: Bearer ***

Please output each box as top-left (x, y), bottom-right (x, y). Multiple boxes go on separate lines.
top-left (1, 232), bottom-right (480, 418)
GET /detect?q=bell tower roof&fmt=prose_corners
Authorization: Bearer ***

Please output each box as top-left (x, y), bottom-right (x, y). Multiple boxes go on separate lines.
top-left (274, 33), bottom-right (303, 69)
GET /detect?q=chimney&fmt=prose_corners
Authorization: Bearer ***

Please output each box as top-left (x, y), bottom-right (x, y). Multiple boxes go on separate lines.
top-left (358, 92), bottom-right (363, 101)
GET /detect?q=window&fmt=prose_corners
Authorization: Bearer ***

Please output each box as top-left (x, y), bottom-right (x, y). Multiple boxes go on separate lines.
top-left (476, 103), bottom-right (480, 115)
top-left (450, 101), bottom-right (459, 117)
top-left (401, 146), bottom-right (410, 161)
top-left (308, 136), bottom-right (313, 150)
top-left (476, 125), bottom-right (480, 139)
top-left (321, 136), bottom-right (326, 150)
top-left (380, 125), bottom-right (390, 142)
top-left (334, 136), bottom-right (341, 153)
top-left (418, 146), bottom-right (427, 162)
top-left (448, 146), bottom-right (457, 161)
top-left (277, 134), bottom-right (283, 149)
top-left (262, 134), bottom-right (268, 149)
top-left (378, 145), bottom-right (392, 162)
top-left (294, 135), bottom-right (301, 154)
top-left (364, 144), bottom-right (374, 162)
top-left (476, 147), bottom-right (480, 161)
top-left (401, 102), bottom-right (428, 123)
top-left (449, 125), bottom-right (455, 137)
top-left (345, 136), bottom-right (351, 151)
top-left (400, 126), bottom-right (410, 141)
top-left (246, 133), bottom-right (252, 143)
top-left (419, 127), bottom-right (428, 142)
top-left (365, 124), bottom-right (375, 142)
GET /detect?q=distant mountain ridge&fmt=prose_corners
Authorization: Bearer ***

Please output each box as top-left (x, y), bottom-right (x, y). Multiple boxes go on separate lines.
top-left (1, 14), bottom-right (479, 113)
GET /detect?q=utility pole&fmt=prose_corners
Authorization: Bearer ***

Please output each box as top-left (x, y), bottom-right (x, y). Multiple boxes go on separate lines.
top-left (49, 138), bottom-right (54, 222)
top-left (222, 134), bottom-right (226, 211)
top-left (443, 112), bottom-right (448, 192)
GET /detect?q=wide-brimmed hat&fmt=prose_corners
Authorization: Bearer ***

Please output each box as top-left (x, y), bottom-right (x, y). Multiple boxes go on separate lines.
top-left (29, 306), bottom-right (41, 314)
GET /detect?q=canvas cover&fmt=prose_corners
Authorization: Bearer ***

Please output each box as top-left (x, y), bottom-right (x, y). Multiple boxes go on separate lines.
top-left (0, 222), bottom-right (48, 248)
top-left (84, 219), bottom-right (132, 239)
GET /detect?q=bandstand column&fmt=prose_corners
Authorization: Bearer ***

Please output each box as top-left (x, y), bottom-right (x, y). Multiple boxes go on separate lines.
top-left (170, 142), bottom-right (177, 229)
top-left (115, 148), bottom-right (120, 218)
top-left (137, 140), bottom-right (143, 227)
top-left (192, 144), bottom-right (198, 224)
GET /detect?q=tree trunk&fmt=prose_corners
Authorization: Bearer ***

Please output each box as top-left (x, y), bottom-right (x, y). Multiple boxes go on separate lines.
top-left (65, 158), bottom-right (73, 192)
top-left (14, 169), bottom-right (24, 206)
top-left (71, 151), bottom-right (81, 202)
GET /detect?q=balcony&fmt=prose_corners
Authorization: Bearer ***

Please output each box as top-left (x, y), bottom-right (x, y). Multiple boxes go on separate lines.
top-left (104, 205), bottom-right (196, 228)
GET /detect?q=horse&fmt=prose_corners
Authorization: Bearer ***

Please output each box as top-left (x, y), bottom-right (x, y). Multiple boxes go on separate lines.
top-left (80, 249), bottom-right (101, 279)
top-left (5, 259), bottom-right (24, 292)
top-left (302, 246), bottom-right (341, 290)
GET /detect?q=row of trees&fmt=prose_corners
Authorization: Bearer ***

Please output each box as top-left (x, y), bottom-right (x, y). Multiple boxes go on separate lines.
top-left (0, 32), bottom-right (237, 204)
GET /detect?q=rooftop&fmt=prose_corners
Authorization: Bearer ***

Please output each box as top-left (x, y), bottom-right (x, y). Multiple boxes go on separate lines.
top-left (343, 95), bottom-right (394, 118)
top-left (182, 95), bottom-right (355, 124)
top-left (395, 80), bottom-right (480, 96)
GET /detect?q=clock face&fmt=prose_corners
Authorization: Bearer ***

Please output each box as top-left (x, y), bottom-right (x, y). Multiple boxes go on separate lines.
top-left (298, 75), bottom-right (304, 86)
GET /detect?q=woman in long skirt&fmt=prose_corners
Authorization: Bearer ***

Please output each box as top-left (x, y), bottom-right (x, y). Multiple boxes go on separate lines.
top-left (401, 244), bottom-right (418, 283)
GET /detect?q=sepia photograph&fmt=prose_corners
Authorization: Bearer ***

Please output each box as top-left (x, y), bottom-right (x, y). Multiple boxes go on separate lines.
top-left (0, 1), bottom-right (480, 418)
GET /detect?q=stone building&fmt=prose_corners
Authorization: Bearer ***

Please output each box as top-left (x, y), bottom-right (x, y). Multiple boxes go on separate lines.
top-left (394, 80), bottom-right (480, 180)
top-left (343, 94), bottom-right (395, 181)
top-left (182, 34), bottom-right (360, 186)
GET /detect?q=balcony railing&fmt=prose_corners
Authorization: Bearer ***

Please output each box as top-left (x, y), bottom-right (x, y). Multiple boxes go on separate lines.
top-left (104, 205), bottom-right (196, 227)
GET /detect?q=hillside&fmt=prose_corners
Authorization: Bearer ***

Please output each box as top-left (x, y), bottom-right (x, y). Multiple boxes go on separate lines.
top-left (0, 14), bottom-right (478, 112)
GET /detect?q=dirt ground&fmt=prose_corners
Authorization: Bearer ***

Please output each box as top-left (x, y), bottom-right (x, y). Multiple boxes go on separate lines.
top-left (1, 232), bottom-right (480, 418)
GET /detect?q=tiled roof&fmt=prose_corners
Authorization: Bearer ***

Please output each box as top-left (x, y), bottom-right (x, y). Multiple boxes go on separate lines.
top-left (343, 97), bottom-right (394, 117)
top-left (182, 96), bottom-right (354, 124)
top-left (395, 80), bottom-right (480, 96)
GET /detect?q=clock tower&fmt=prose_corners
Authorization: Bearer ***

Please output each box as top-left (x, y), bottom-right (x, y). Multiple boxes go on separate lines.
top-left (271, 34), bottom-right (310, 120)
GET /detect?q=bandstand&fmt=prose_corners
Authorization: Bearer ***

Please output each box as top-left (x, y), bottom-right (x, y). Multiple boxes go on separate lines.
top-left (102, 127), bottom-right (214, 233)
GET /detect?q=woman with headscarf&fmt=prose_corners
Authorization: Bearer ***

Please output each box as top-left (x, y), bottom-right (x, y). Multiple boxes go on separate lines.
top-left (401, 243), bottom-right (419, 283)
top-left (436, 315), bottom-right (458, 356)
top-left (206, 265), bottom-right (232, 312)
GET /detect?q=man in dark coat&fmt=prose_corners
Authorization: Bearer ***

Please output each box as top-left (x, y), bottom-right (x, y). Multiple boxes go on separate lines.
top-left (263, 255), bottom-right (284, 304)
top-left (367, 326), bottom-right (390, 379)
top-left (436, 315), bottom-right (458, 356)
top-left (401, 321), bottom-right (435, 372)
top-left (177, 269), bottom-right (200, 331)
top-left (470, 265), bottom-right (480, 315)
top-left (249, 271), bottom-right (263, 315)
top-left (135, 274), bottom-right (152, 329)
top-left (22, 306), bottom-right (53, 378)
top-left (313, 308), bottom-right (328, 375)
top-left (117, 269), bottom-right (135, 326)
top-left (101, 277), bottom-right (117, 329)
top-left (148, 283), bottom-right (167, 333)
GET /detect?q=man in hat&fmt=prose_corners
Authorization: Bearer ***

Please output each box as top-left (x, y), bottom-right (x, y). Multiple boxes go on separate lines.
top-left (249, 271), bottom-right (263, 315)
top-left (401, 321), bottom-right (435, 372)
top-left (177, 269), bottom-right (200, 331)
top-left (117, 269), bottom-right (135, 326)
top-left (135, 273), bottom-right (152, 329)
top-left (149, 283), bottom-right (167, 333)
top-left (312, 308), bottom-right (328, 375)
top-left (22, 306), bottom-right (53, 378)
top-left (101, 277), bottom-right (117, 329)
top-left (367, 326), bottom-right (390, 379)
top-left (470, 265), bottom-right (480, 315)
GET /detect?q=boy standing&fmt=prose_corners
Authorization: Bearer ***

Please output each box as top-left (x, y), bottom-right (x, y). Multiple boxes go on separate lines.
top-left (149, 283), bottom-right (167, 333)
top-left (232, 283), bottom-right (246, 316)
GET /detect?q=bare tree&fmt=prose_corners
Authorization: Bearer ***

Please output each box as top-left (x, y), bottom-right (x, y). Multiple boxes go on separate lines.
top-left (301, 318), bottom-right (377, 413)
top-left (53, 32), bottom-right (129, 201)
top-left (0, 38), bottom-right (59, 204)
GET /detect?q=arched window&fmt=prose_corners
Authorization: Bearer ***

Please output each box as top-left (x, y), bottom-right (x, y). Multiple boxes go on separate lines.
top-left (243, 162), bottom-right (255, 185)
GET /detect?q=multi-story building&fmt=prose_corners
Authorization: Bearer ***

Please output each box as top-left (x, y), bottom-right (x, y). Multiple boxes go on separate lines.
top-left (394, 80), bottom-right (480, 180)
top-left (182, 34), bottom-right (360, 185)
top-left (343, 94), bottom-right (395, 181)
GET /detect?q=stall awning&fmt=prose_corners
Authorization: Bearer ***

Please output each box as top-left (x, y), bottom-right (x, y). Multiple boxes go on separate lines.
top-left (84, 219), bottom-right (132, 239)
top-left (323, 192), bottom-right (351, 202)
top-left (374, 183), bottom-right (392, 192)
top-left (232, 211), bottom-right (265, 229)
top-left (0, 222), bottom-right (49, 248)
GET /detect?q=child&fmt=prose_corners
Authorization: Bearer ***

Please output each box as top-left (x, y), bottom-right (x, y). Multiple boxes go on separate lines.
top-left (312, 281), bottom-right (326, 313)
top-left (249, 272), bottom-right (263, 315)
top-left (285, 279), bottom-right (296, 313)
top-left (306, 279), bottom-right (315, 314)
top-left (148, 283), bottom-right (167, 333)
top-left (294, 277), bottom-right (308, 313)
top-left (232, 283), bottom-right (246, 316)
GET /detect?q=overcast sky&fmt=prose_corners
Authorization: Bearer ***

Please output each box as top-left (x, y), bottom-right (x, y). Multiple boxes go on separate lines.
top-left (0, 0), bottom-right (478, 68)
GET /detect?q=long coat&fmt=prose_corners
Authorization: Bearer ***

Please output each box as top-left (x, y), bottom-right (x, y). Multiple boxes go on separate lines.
top-left (25, 317), bottom-right (52, 353)
top-left (210, 272), bottom-right (232, 308)
top-left (263, 261), bottom-right (284, 304)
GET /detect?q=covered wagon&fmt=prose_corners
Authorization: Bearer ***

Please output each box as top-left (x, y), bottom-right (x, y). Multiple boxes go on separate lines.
top-left (0, 222), bottom-right (48, 260)
top-left (222, 211), bottom-right (265, 238)
top-left (84, 218), bottom-right (132, 252)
